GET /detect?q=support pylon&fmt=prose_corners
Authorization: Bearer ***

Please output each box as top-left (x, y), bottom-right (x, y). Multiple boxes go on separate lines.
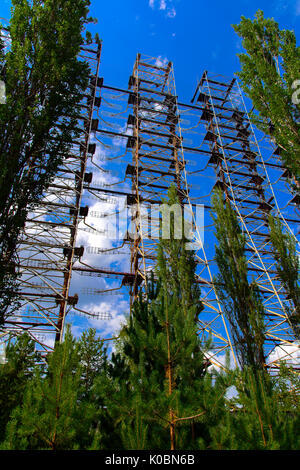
top-left (1, 42), bottom-right (104, 354)
top-left (1, 47), bottom-right (299, 371)
top-left (190, 72), bottom-right (300, 370)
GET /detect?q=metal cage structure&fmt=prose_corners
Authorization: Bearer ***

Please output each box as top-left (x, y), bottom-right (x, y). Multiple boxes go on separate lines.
top-left (0, 47), bottom-right (299, 370)
top-left (187, 71), bottom-right (300, 370)
top-left (0, 42), bottom-right (108, 354)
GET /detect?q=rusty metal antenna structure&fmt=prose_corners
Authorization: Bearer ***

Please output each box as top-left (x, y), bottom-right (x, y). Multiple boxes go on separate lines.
top-left (1, 45), bottom-right (299, 370)
top-left (188, 71), bottom-right (300, 369)
top-left (124, 54), bottom-right (187, 301)
top-left (0, 41), bottom-right (116, 353)
top-left (83, 55), bottom-right (300, 370)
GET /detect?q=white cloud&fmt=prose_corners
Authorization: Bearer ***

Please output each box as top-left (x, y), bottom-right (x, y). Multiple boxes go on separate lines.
top-left (87, 300), bottom-right (128, 338)
top-left (267, 341), bottom-right (300, 367)
top-left (148, 0), bottom-right (177, 18)
top-left (206, 348), bottom-right (238, 373)
top-left (155, 55), bottom-right (169, 68)
top-left (167, 7), bottom-right (176, 18)
top-left (225, 385), bottom-right (238, 400)
top-left (0, 29), bottom-right (11, 53)
top-left (0, 80), bottom-right (6, 105)
top-left (273, 0), bottom-right (300, 15)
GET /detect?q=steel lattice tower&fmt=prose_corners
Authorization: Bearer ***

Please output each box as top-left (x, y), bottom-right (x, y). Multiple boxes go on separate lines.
top-left (125, 54), bottom-right (187, 300)
top-left (189, 72), bottom-right (300, 370)
top-left (1, 48), bottom-right (299, 370)
top-left (1, 42), bottom-right (104, 354)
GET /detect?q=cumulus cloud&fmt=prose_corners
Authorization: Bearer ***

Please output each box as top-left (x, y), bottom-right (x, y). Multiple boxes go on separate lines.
top-left (155, 55), bottom-right (169, 68)
top-left (167, 7), bottom-right (176, 18)
top-left (267, 341), bottom-right (300, 367)
top-left (148, 0), bottom-right (177, 18)
top-left (86, 299), bottom-right (128, 337)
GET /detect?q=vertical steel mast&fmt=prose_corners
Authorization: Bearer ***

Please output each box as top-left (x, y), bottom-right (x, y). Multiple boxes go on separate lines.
top-left (1, 42), bottom-right (103, 354)
top-left (125, 54), bottom-right (187, 301)
top-left (190, 72), bottom-right (300, 370)
top-left (1, 43), bottom-right (298, 371)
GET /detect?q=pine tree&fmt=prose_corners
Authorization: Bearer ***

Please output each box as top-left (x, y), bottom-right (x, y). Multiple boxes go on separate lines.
top-left (108, 284), bottom-right (170, 450)
top-left (0, 333), bottom-right (42, 442)
top-left (98, 349), bottom-right (135, 450)
top-left (76, 328), bottom-right (110, 450)
top-left (77, 328), bottom-right (108, 400)
top-left (269, 216), bottom-right (300, 339)
top-left (0, 0), bottom-right (94, 321)
top-left (223, 367), bottom-right (300, 450)
top-left (105, 185), bottom-right (228, 450)
top-left (274, 362), bottom-right (300, 415)
top-left (233, 10), bottom-right (300, 192)
top-left (211, 189), bottom-right (266, 370)
top-left (1, 327), bottom-right (97, 450)
top-left (154, 186), bottom-right (207, 449)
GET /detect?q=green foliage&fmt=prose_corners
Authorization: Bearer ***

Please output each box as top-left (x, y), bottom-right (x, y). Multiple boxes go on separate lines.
top-left (220, 367), bottom-right (300, 450)
top-left (211, 190), bottom-right (266, 370)
top-left (100, 185), bottom-right (217, 450)
top-left (157, 185), bottom-right (203, 321)
top-left (77, 328), bottom-right (108, 399)
top-left (233, 10), bottom-right (300, 190)
top-left (2, 327), bottom-right (82, 449)
top-left (269, 216), bottom-right (300, 338)
top-left (0, 327), bottom-right (109, 450)
top-left (120, 408), bottom-right (149, 450)
top-left (0, 0), bottom-right (93, 321)
top-left (0, 327), bottom-right (299, 450)
top-left (0, 333), bottom-right (42, 441)
top-left (273, 362), bottom-right (300, 413)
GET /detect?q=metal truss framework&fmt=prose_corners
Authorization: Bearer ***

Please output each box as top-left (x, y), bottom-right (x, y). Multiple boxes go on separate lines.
top-left (1, 42), bottom-right (110, 353)
top-left (190, 72), bottom-right (300, 369)
top-left (125, 55), bottom-right (188, 299)
top-left (0, 48), bottom-right (299, 370)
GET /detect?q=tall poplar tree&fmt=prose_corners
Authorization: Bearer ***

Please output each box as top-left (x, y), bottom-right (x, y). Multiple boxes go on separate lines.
top-left (269, 216), bottom-right (300, 339)
top-left (233, 10), bottom-right (300, 191)
top-left (0, 0), bottom-right (95, 320)
top-left (211, 190), bottom-right (266, 370)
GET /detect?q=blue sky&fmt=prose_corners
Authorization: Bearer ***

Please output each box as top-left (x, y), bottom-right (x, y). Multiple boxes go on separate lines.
top-left (88, 0), bottom-right (299, 103)
top-left (2, 0), bottom-right (300, 101)
top-left (1, 0), bottom-right (299, 365)
top-left (73, 0), bottom-right (299, 107)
